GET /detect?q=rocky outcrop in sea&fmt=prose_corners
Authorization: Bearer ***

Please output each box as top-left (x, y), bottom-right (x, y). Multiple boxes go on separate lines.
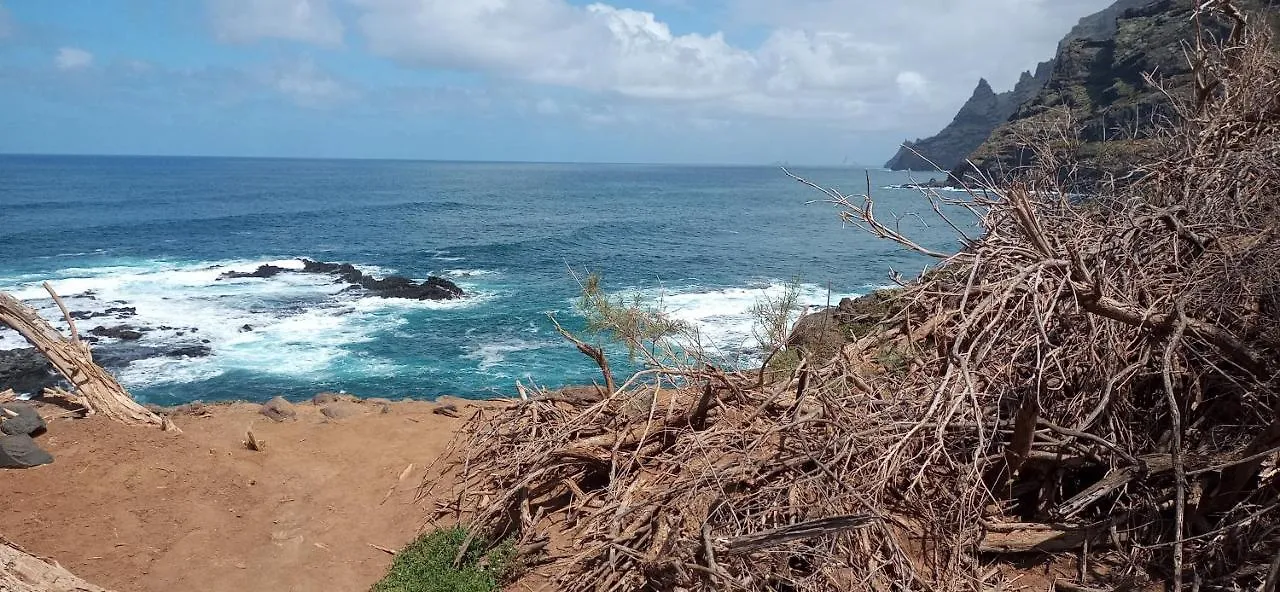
top-left (220, 259), bottom-right (465, 301)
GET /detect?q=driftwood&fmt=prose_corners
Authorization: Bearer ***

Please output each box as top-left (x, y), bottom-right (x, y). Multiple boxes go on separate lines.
top-left (0, 286), bottom-right (170, 430)
top-left (0, 539), bottom-right (113, 592)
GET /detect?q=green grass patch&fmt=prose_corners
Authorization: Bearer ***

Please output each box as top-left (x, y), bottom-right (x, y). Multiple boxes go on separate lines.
top-left (372, 527), bottom-right (517, 592)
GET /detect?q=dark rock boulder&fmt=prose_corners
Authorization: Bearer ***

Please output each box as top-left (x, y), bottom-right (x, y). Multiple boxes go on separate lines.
top-left (0, 403), bottom-right (47, 437)
top-left (300, 259), bottom-right (464, 301)
top-left (260, 396), bottom-right (297, 422)
top-left (219, 264), bottom-right (290, 280)
top-left (0, 434), bottom-right (53, 468)
top-left (167, 345), bottom-right (212, 358)
top-left (0, 348), bottom-right (58, 394)
top-left (89, 325), bottom-right (144, 341)
top-left (301, 260), bottom-right (366, 285)
top-left (68, 307), bottom-right (138, 321)
top-left (361, 275), bottom-right (464, 301)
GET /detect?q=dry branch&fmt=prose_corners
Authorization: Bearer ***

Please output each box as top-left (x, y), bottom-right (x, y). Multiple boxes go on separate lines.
top-left (441, 5), bottom-right (1280, 590)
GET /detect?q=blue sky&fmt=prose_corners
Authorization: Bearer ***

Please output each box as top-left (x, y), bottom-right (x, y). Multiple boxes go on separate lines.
top-left (0, 0), bottom-right (1116, 164)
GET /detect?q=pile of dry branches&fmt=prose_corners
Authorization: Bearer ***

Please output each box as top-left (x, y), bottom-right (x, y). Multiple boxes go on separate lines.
top-left (437, 4), bottom-right (1279, 590)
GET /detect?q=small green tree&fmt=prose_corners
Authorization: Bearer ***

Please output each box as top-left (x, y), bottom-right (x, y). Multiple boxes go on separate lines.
top-left (549, 270), bottom-right (694, 393)
top-left (749, 277), bottom-right (804, 352)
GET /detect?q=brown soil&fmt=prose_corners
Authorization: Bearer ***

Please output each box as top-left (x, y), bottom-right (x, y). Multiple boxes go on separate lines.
top-left (0, 397), bottom-right (483, 592)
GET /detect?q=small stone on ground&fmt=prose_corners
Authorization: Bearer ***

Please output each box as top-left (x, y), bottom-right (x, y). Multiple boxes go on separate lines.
top-left (0, 402), bottom-right (47, 437)
top-left (319, 402), bottom-right (364, 420)
top-left (260, 396), bottom-right (297, 422)
top-left (0, 434), bottom-right (54, 468)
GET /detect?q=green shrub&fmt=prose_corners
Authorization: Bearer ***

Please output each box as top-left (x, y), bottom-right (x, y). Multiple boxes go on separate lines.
top-left (372, 527), bottom-right (517, 592)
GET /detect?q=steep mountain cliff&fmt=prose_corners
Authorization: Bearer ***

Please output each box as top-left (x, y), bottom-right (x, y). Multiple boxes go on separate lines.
top-left (884, 62), bottom-right (1051, 171)
top-left (949, 0), bottom-right (1278, 185)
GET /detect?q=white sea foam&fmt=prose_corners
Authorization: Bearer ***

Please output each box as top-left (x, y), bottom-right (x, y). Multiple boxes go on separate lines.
top-left (442, 269), bottom-right (498, 277)
top-left (0, 257), bottom-right (486, 391)
top-left (463, 338), bottom-right (553, 371)
top-left (621, 281), bottom-right (863, 363)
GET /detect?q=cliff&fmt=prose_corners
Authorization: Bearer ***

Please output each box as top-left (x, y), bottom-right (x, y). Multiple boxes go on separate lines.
top-left (883, 62), bottom-right (1050, 171)
top-left (949, 0), bottom-right (1278, 185)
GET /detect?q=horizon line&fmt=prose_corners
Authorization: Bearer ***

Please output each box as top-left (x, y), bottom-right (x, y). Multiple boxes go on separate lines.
top-left (0, 151), bottom-right (884, 170)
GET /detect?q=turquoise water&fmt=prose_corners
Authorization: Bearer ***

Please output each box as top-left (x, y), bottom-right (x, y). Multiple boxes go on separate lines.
top-left (0, 155), bottom-right (960, 404)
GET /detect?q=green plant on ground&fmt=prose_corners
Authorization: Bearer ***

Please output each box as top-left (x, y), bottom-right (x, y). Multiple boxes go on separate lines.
top-left (371, 527), bottom-right (517, 592)
top-left (748, 277), bottom-right (803, 352)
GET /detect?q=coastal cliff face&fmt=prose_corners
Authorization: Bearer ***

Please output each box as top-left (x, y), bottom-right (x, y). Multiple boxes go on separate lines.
top-left (883, 62), bottom-right (1051, 171)
top-left (949, 0), bottom-right (1278, 185)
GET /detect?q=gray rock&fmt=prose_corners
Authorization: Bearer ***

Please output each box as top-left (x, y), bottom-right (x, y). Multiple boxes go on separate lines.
top-left (0, 434), bottom-right (54, 468)
top-left (320, 402), bottom-right (364, 420)
top-left (0, 348), bottom-right (58, 394)
top-left (260, 396), bottom-right (297, 422)
top-left (0, 403), bottom-right (46, 436)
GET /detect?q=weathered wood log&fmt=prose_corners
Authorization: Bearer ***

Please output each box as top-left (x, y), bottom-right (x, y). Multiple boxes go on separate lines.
top-left (1, 539), bottom-right (113, 592)
top-left (719, 514), bottom-right (878, 555)
top-left (979, 522), bottom-right (1113, 554)
top-left (0, 289), bottom-right (170, 430)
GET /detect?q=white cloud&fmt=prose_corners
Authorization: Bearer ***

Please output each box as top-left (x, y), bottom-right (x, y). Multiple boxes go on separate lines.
top-left (896, 71), bottom-right (928, 98)
top-left (55, 47), bottom-right (94, 71)
top-left (353, 0), bottom-right (906, 122)
top-left (209, 0), bottom-right (344, 46)
top-left (350, 0), bottom-right (1117, 134)
top-left (267, 58), bottom-right (354, 107)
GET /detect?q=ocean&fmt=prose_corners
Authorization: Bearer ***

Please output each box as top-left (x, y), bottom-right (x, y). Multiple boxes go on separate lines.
top-left (0, 155), bottom-right (960, 404)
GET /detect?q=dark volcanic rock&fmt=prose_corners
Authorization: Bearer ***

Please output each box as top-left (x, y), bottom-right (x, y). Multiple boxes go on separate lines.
top-left (167, 345), bottom-right (212, 358)
top-left (0, 349), bottom-right (58, 394)
top-left (69, 306), bottom-right (137, 321)
top-left (0, 434), bottom-right (53, 468)
top-left (215, 258), bottom-right (466, 301)
top-left (220, 264), bottom-right (290, 279)
top-left (90, 325), bottom-right (144, 341)
top-left (0, 402), bottom-right (47, 437)
top-left (300, 259), bottom-right (464, 300)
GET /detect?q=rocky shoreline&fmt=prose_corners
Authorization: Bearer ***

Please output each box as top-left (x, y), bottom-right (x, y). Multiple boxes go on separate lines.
top-left (0, 259), bottom-right (468, 396)
top-left (219, 258), bottom-right (465, 301)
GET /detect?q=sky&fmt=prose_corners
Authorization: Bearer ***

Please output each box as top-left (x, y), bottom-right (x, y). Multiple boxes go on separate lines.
top-left (0, 0), bottom-right (1119, 165)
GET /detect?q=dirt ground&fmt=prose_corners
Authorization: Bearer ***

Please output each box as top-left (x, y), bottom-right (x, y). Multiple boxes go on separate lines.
top-left (0, 397), bottom-right (485, 592)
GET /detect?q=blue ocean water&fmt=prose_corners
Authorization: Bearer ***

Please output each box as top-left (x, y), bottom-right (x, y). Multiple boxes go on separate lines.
top-left (0, 155), bottom-right (961, 404)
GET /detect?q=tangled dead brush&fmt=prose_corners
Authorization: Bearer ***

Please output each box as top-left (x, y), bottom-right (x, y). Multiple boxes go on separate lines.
top-left (434, 4), bottom-right (1280, 590)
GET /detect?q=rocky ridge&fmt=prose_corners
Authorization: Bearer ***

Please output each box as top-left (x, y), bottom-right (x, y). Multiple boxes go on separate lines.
top-left (947, 0), bottom-right (1279, 186)
top-left (884, 62), bottom-right (1051, 171)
